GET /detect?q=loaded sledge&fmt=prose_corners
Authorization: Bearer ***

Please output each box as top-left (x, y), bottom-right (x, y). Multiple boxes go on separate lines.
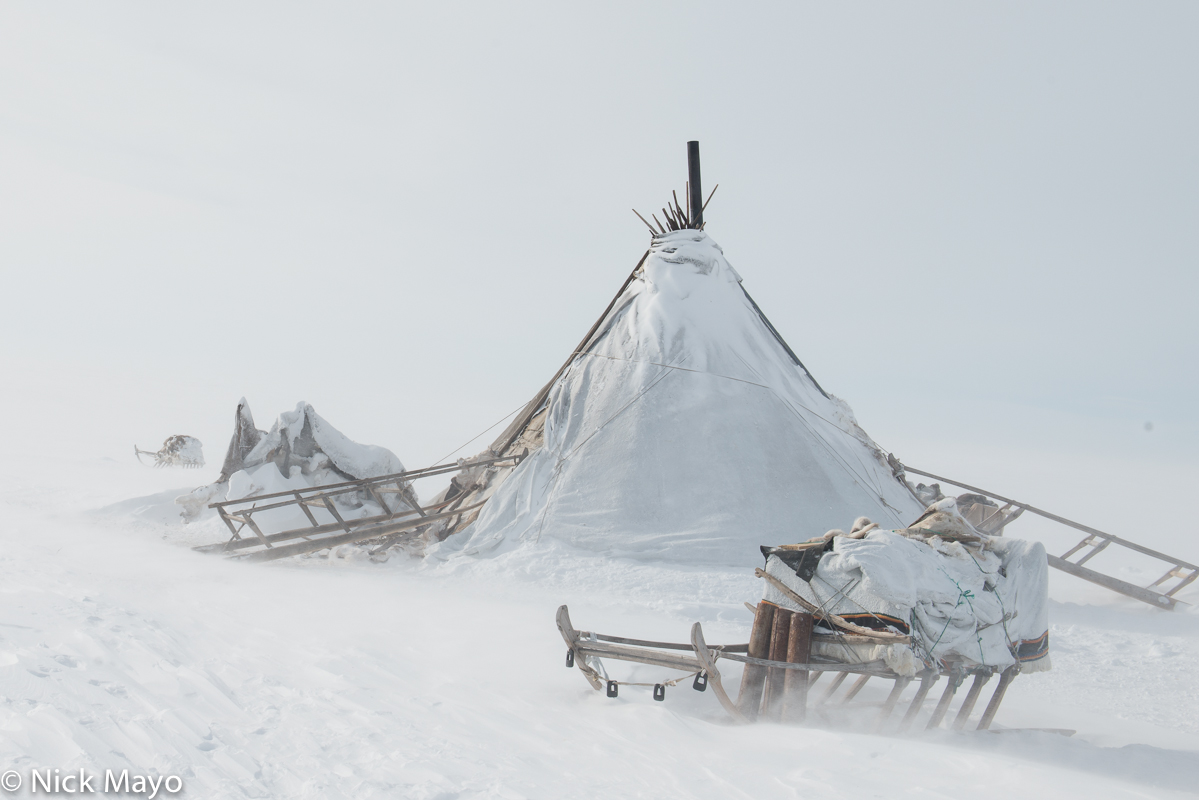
top-left (558, 496), bottom-right (1049, 732)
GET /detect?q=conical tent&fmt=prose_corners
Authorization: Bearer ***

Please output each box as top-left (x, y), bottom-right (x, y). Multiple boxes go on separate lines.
top-left (433, 229), bottom-right (925, 565)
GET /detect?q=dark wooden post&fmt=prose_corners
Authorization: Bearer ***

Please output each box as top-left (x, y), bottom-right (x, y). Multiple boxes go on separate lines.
top-left (736, 600), bottom-right (777, 720)
top-left (782, 611), bottom-right (813, 723)
top-left (687, 141), bottom-right (703, 228)
top-left (762, 608), bottom-right (793, 720)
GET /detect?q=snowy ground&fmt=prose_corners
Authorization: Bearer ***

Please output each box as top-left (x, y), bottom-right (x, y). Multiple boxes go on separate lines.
top-left (1, 445), bottom-right (1197, 800)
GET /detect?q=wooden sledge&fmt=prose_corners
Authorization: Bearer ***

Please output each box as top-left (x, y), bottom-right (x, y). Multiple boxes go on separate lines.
top-left (902, 465), bottom-right (1196, 610)
top-left (196, 453), bottom-right (525, 561)
top-left (556, 601), bottom-right (1020, 732)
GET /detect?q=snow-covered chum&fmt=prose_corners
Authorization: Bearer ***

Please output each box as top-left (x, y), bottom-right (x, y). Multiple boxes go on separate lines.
top-left (430, 230), bottom-right (927, 565)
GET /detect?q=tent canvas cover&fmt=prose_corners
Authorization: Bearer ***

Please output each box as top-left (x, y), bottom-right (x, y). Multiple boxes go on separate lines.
top-left (432, 230), bottom-right (928, 565)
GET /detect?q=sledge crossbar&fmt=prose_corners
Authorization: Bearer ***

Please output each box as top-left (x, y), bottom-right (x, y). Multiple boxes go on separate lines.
top-left (903, 465), bottom-right (1195, 610)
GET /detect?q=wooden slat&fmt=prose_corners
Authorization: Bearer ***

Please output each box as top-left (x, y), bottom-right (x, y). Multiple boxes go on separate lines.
top-left (902, 466), bottom-right (1198, 571)
top-left (840, 674), bottom-right (871, 704)
top-left (976, 666), bottom-right (1018, 730)
top-left (209, 455), bottom-right (521, 510)
top-left (216, 506), bottom-right (243, 541)
top-left (586, 633), bottom-right (749, 653)
top-left (1074, 539), bottom-right (1110, 566)
top-left (1047, 555), bottom-right (1177, 610)
top-left (212, 501), bottom-right (484, 553)
top-left (817, 672), bottom-right (849, 705)
top-left (897, 671), bottom-right (938, 732)
top-left (708, 653), bottom-right (889, 675)
top-left (295, 492), bottom-right (320, 527)
top-left (235, 526), bottom-right (419, 563)
top-left (321, 497), bottom-right (353, 535)
top-left (1165, 569), bottom-right (1199, 597)
top-left (574, 643), bottom-right (701, 673)
top-left (873, 676), bottom-right (913, 733)
top-left (224, 504), bottom-right (486, 561)
top-left (1060, 535), bottom-right (1101, 561)
top-left (953, 672), bottom-right (993, 730)
top-left (243, 515), bottom-right (272, 549)
top-left (925, 673), bottom-right (960, 729)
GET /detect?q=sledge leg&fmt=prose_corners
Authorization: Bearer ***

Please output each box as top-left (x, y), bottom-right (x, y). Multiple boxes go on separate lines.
top-left (953, 671), bottom-right (993, 730)
top-left (555, 605), bottom-right (603, 690)
top-left (976, 666), bottom-right (1019, 730)
top-left (841, 674), bottom-right (871, 704)
top-left (691, 622), bottom-right (748, 723)
top-left (817, 671), bottom-right (850, 705)
top-left (872, 676), bottom-right (912, 733)
top-left (897, 671), bottom-right (938, 732)
top-left (926, 669), bottom-right (962, 729)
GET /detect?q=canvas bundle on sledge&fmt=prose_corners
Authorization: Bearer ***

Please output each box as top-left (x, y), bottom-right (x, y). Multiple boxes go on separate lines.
top-left (760, 499), bottom-right (1051, 678)
top-left (186, 399), bottom-right (527, 560)
top-left (559, 496), bottom-right (1049, 733)
top-left (178, 398), bottom-right (417, 524)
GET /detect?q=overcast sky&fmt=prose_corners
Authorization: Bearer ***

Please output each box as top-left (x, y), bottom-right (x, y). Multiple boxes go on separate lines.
top-left (2, 3), bottom-right (1195, 507)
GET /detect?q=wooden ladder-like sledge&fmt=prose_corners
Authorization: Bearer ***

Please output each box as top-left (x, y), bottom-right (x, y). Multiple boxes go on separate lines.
top-left (196, 454), bottom-right (525, 561)
top-left (557, 604), bottom-right (1017, 732)
top-left (902, 465), bottom-right (1196, 611)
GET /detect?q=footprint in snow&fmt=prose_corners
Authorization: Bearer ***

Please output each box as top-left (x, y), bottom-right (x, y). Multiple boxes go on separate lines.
top-left (88, 679), bottom-right (128, 696)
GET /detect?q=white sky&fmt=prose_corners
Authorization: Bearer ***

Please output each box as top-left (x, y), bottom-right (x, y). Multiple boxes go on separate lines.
top-left (2, 3), bottom-right (1196, 509)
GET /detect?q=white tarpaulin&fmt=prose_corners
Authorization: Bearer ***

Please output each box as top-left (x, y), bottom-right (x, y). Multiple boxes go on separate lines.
top-left (437, 230), bottom-right (926, 565)
top-left (762, 522), bottom-right (1050, 676)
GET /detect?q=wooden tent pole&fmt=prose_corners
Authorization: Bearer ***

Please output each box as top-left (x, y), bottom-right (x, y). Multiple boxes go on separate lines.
top-left (687, 141), bottom-right (703, 228)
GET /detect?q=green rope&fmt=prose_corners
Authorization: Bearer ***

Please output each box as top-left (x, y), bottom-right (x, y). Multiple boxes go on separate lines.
top-left (962, 547), bottom-right (1018, 656)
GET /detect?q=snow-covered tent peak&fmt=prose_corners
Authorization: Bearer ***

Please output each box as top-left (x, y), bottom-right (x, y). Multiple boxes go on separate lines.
top-left (644, 229), bottom-right (737, 280)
